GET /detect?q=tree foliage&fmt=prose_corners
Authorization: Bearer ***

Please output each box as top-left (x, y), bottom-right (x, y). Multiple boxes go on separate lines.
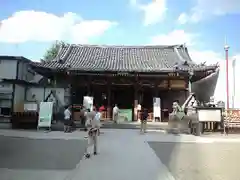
top-left (43, 41), bottom-right (66, 62)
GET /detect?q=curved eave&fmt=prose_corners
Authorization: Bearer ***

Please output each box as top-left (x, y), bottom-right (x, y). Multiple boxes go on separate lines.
top-left (30, 62), bottom-right (66, 77)
top-left (191, 68), bottom-right (220, 102)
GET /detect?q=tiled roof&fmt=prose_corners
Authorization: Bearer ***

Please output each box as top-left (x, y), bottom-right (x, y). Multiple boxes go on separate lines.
top-left (31, 44), bottom-right (218, 73)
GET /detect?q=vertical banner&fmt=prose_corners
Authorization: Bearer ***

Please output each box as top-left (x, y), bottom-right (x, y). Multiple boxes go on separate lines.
top-left (134, 99), bottom-right (138, 121)
top-left (153, 97), bottom-right (161, 121)
top-left (188, 81), bottom-right (192, 93)
top-left (38, 102), bottom-right (53, 128)
top-left (83, 96), bottom-right (94, 111)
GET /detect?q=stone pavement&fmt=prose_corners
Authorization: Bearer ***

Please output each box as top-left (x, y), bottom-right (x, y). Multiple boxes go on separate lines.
top-left (1, 129), bottom-right (240, 180)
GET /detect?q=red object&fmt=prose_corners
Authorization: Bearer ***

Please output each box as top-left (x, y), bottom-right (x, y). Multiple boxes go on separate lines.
top-left (99, 105), bottom-right (105, 112)
top-left (225, 47), bottom-right (229, 109)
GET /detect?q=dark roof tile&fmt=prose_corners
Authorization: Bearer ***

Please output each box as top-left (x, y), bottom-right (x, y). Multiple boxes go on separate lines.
top-left (32, 44), bottom-right (218, 73)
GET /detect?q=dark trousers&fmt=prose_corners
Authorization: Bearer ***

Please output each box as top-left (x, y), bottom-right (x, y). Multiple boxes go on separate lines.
top-left (64, 119), bottom-right (72, 132)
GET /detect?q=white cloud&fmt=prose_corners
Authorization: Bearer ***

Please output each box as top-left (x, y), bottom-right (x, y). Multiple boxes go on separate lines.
top-left (177, 13), bottom-right (189, 25)
top-left (131, 0), bottom-right (167, 26)
top-left (0, 10), bottom-right (117, 43)
top-left (178, 0), bottom-right (240, 24)
top-left (150, 30), bottom-right (196, 46)
top-left (150, 30), bottom-right (240, 106)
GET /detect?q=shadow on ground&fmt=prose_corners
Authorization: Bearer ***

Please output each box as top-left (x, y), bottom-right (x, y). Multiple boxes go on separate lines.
top-left (0, 136), bottom-right (88, 170)
top-left (148, 141), bottom-right (240, 180)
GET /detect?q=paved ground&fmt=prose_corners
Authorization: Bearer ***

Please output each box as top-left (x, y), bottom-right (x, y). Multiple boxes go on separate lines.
top-left (1, 129), bottom-right (240, 180)
top-left (149, 142), bottom-right (240, 180)
top-left (0, 121), bottom-right (169, 131)
top-left (0, 136), bottom-right (87, 170)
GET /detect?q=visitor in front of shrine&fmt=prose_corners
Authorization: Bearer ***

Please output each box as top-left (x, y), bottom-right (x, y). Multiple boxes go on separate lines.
top-left (99, 105), bottom-right (105, 112)
top-left (85, 107), bottom-right (100, 158)
top-left (95, 107), bottom-right (102, 136)
top-left (64, 105), bottom-right (72, 133)
top-left (172, 100), bottom-right (182, 114)
top-left (113, 104), bottom-right (119, 123)
top-left (80, 105), bottom-right (87, 131)
top-left (140, 108), bottom-right (148, 134)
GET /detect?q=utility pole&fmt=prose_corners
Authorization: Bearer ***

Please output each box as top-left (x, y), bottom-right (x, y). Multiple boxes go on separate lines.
top-left (224, 38), bottom-right (230, 109)
top-left (232, 58), bottom-right (236, 108)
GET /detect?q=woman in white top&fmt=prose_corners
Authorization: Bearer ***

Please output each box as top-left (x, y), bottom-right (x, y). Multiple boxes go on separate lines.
top-left (95, 108), bottom-right (102, 135)
top-left (85, 107), bottom-right (100, 158)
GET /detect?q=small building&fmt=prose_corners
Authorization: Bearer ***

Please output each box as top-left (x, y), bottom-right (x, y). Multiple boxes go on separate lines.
top-left (0, 56), bottom-right (35, 118)
top-left (30, 44), bottom-right (219, 121)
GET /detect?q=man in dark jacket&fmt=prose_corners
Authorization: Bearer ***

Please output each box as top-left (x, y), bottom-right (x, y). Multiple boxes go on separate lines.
top-left (80, 105), bottom-right (88, 131)
top-left (140, 108), bottom-right (148, 134)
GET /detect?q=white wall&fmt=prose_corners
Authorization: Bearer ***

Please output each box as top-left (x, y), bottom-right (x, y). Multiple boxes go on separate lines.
top-left (0, 83), bottom-right (13, 109)
top-left (0, 83), bottom-right (13, 93)
top-left (0, 100), bottom-right (11, 107)
top-left (14, 84), bottom-right (25, 111)
top-left (18, 61), bottom-right (35, 82)
top-left (0, 60), bottom-right (17, 79)
top-left (14, 84), bottom-right (25, 104)
top-left (26, 87), bottom-right (66, 105)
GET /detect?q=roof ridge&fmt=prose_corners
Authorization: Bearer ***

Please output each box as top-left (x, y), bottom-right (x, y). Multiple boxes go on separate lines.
top-left (62, 44), bottom-right (185, 49)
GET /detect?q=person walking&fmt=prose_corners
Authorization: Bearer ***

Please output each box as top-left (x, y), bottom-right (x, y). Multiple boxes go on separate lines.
top-left (64, 105), bottom-right (71, 133)
top-left (140, 108), bottom-right (148, 134)
top-left (85, 107), bottom-right (100, 158)
top-left (112, 104), bottom-right (119, 123)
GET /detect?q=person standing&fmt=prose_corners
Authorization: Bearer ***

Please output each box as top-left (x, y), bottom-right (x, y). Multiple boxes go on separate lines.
top-left (80, 105), bottom-right (87, 131)
top-left (64, 105), bottom-right (71, 133)
top-left (85, 107), bottom-right (99, 158)
top-left (140, 108), bottom-right (148, 134)
top-left (112, 104), bottom-right (119, 124)
top-left (95, 107), bottom-right (102, 136)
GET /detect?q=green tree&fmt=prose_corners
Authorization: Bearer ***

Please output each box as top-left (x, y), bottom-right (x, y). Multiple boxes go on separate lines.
top-left (43, 41), bottom-right (66, 61)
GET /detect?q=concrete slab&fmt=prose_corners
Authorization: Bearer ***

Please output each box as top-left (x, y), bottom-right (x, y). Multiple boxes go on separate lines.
top-left (0, 136), bottom-right (87, 170)
top-left (70, 129), bottom-right (175, 180)
top-left (149, 142), bottom-right (240, 180)
top-left (1, 129), bottom-right (240, 180)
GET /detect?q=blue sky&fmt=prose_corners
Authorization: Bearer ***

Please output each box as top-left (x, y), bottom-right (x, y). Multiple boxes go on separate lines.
top-left (0, 0), bottom-right (240, 59)
top-left (0, 0), bottom-right (240, 103)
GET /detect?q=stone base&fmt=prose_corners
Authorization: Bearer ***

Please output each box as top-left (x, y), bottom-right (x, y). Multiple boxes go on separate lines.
top-left (167, 128), bottom-right (191, 134)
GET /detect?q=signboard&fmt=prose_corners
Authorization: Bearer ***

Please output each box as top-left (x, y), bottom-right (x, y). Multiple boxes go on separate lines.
top-left (225, 109), bottom-right (240, 122)
top-left (24, 103), bottom-right (38, 111)
top-left (153, 97), bottom-right (161, 120)
top-left (83, 96), bottom-right (94, 111)
top-left (170, 80), bottom-right (186, 89)
top-left (38, 102), bottom-right (53, 128)
top-left (197, 109), bottom-right (222, 122)
top-left (118, 109), bottom-right (132, 122)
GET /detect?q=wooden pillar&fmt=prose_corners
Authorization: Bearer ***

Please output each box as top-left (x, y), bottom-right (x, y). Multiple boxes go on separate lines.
top-left (154, 81), bottom-right (159, 97)
top-left (107, 78), bottom-right (112, 120)
top-left (87, 76), bottom-right (91, 96)
top-left (69, 73), bottom-right (74, 121)
top-left (134, 74), bottom-right (140, 121)
top-left (185, 78), bottom-right (190, 99)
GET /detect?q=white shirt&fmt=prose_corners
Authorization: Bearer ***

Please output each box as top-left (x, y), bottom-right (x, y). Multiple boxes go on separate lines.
top-left (113, 106), bottom-right (119, 115)
top-left (64, 109), bottom-right (71, 120)
top-left (86, 111), bottom-right (100, 128)
top-left (95, 112), bottom-right (101, 121)
top-left (137, 104), bottom-right (141, 111)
